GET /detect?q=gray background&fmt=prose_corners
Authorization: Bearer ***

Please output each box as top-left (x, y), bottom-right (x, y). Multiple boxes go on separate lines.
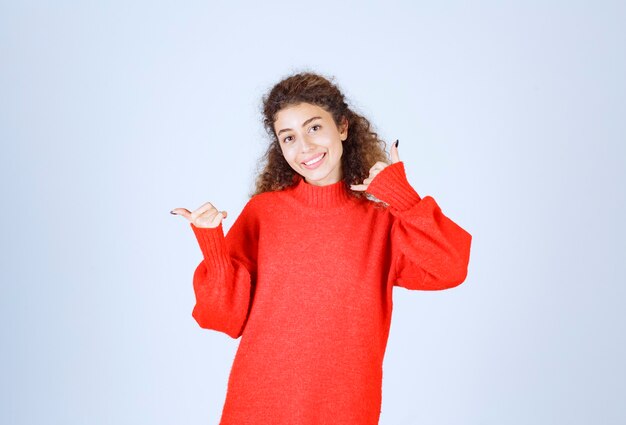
top-left (2, 1), bottom-right (624, 424)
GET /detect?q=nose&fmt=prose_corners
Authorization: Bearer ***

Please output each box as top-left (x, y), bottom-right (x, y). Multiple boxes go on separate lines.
top-left (300, 135), bottom-right (316, 152)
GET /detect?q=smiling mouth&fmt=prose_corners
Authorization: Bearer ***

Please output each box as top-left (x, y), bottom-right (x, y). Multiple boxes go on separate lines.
top-left (302, 153), bottom-right (325, 165)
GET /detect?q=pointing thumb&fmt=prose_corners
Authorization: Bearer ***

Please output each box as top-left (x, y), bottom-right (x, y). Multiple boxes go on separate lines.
top-left (390, 139), bottom-right (400, 164)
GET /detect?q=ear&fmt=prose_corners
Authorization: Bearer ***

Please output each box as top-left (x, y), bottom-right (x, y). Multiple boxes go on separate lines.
top-left (339, 116), bottom-right (349, 141)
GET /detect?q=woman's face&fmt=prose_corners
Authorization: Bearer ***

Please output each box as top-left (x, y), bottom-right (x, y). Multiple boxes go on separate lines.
top-left (274, 102), bottom-right (348, 186)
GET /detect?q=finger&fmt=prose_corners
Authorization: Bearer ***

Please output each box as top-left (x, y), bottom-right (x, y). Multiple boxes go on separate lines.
top-left (206, 210), bottom-right (228, 222)
top-left (369, 161), bottom-right (388, 174)
top-left (369, 167), bottom-right (383, 180)
top-left (350, 184), bottom-right (368, 191)
top-left (170, 208), bottom-right (191, 220)
top-left (191, 202), bottom-right (217, 221)
top-left (390, 139), bottom-right (400, 164)
top-left (207, 210), bottom-right (228, 227)
top-left (197, 209), bottom-right (221, 226)
top-left (210, 210), bottom-right (228, 222)
top-left (198, 209), bottom-right (228, 228)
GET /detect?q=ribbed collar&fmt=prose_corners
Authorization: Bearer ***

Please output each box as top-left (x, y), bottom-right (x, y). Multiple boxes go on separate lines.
top-left (288, 174), bottom-right (353, 208)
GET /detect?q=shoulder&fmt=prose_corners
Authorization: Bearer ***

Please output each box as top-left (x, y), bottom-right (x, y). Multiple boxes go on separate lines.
top-left (248, 186), bottom-right (294, 208)
top-left (238, 189), bottom-right (284, 218)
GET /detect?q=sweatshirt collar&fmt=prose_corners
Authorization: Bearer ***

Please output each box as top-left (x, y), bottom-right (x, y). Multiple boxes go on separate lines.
top-left (288, 174), bottom-right (353, 208)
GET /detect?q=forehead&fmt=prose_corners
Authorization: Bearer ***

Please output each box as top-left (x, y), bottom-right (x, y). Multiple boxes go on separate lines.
top-left (274, 103), bottom-right (332, 126)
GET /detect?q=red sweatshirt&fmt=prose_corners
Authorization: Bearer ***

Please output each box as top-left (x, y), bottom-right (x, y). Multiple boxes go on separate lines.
top-left (189, 161), bottom-right (472, 425)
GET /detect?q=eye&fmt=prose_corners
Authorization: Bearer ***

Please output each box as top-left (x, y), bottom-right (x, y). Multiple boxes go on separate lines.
top-left (283, 135), bottom-right (293, 143)
top-left (310, 124), bottom-right (321, 132)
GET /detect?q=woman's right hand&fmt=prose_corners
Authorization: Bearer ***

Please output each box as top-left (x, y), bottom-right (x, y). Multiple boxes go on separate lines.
top-left (170, 202), bottom-right (228, 229)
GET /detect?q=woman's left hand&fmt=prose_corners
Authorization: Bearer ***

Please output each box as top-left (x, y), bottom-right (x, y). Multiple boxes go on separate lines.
top-left (350, 140), bottom-right (400, 192)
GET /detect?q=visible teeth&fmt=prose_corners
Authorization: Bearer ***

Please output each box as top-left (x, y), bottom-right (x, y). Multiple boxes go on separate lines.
top-left (305, 154), bottom-right (324, 165)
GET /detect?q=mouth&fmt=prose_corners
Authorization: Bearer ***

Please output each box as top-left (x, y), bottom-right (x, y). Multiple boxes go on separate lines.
top-left (301, 153), bottom-right (326, 169)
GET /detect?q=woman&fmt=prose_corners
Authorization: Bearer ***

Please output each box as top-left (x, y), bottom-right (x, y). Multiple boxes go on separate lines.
top-left (171, 72), bottom-right (472, 425)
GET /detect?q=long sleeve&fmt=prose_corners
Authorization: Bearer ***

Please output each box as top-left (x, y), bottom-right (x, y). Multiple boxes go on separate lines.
top-left (189, 198), bottom-right (259, 338)
top-left (366, 161), bottom-right (472, 290)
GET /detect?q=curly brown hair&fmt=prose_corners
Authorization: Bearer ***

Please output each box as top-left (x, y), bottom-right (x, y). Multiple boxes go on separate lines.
top-left (249, 71), bottom-right (391, 204)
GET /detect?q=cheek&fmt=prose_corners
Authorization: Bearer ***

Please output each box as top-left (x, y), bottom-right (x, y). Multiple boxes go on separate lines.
top-left (281, 146), bottom-right (297, 163)
top-left (332, 139), bottom-right (344, 155)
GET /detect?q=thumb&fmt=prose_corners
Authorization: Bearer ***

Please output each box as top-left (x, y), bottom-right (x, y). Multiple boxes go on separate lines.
top-left (170, 208), bottom-right (191, 220)
top-left (390, 139), bottom-right (400, 164)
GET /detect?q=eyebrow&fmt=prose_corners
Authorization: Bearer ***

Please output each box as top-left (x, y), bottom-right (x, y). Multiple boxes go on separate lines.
top-left (276, 116), bottom-right (322, 136)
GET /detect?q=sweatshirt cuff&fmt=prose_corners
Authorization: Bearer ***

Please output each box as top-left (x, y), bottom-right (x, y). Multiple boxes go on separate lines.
top-left (365, 161), bottom-right (422, 212)
top-left (190, 222), bottom-right (229, 274)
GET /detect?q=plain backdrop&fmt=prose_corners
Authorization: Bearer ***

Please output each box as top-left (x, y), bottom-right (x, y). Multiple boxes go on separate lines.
top-left (1, 1), bottom-right (625, 424)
